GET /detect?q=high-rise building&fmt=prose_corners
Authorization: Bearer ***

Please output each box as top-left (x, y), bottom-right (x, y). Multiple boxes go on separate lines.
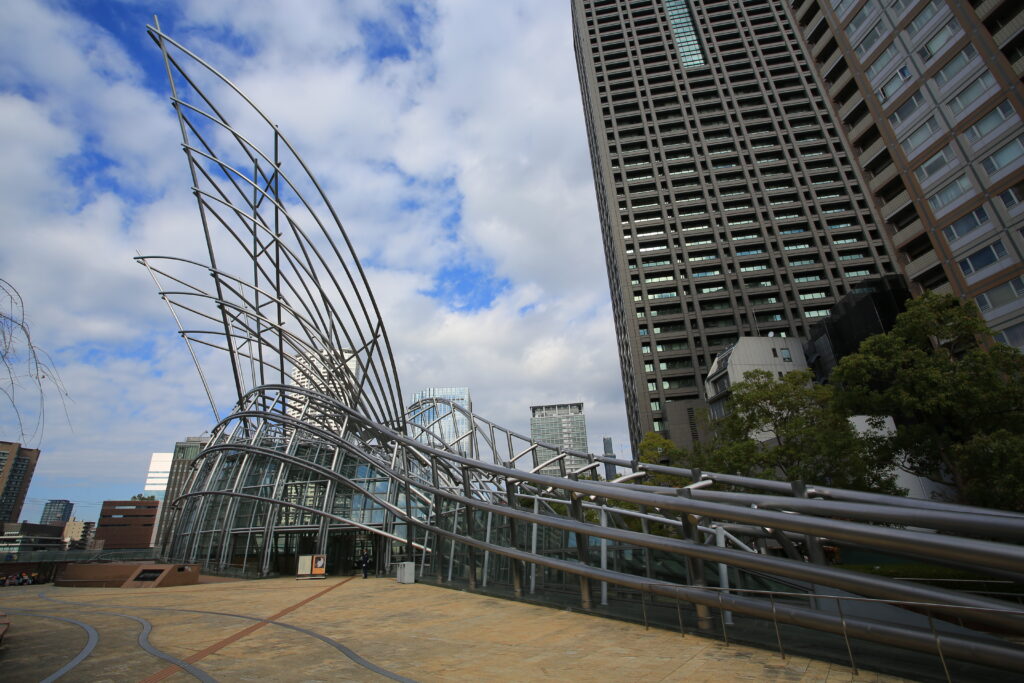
top-left (571, 1), bottom-right (942, 456)
top-left (62, 517), bottom-right (96, 550)
top-left (0, 442), bottom-right (40, 523)
top-left (39, 499), bottom-right (74, 526)
top-left (289, 349), bottom-right (361, 431)
top-left (791, 0), bottom-right (1024, 350)
top-left (408, 387), bottom-right (473, 455)
top-left (157, 436), bottom-right (209, 551)
top-left (530, 403), bottom-right (589, 475)
top-left (145, 452), bottom-right (173, 547)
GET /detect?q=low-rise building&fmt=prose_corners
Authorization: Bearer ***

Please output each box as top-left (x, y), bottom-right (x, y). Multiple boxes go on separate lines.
top-left (95, 500), bottom-right (159, 550)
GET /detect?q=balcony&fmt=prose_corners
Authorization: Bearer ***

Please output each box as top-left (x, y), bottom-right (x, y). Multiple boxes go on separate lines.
top-left (904, 248), bottom-right (939, 281)
top-left (828, 70), bottom-right (854, 101)
top-left (838, 91), bottom-right (864, 120)
top-left (881, 189), bottom-right (912, 221)
top-left (858, 138), bottom-right (886, 168)
top-left (892, 218), bottom-right (924, 249)
top-left (868, 164), bottom-right (899, 194)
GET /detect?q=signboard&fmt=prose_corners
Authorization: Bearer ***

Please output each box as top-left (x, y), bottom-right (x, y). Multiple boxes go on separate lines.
top-left (297, 554), bottom-right (327, 579)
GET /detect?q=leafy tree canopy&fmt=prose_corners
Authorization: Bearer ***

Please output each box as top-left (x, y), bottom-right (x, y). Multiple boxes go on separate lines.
top-left (689, 369), bottom-right (899, 493)
top-left (831, 292), bottom-right (1024, 510)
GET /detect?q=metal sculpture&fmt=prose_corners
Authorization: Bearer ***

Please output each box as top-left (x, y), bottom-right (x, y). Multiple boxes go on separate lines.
top-left (142, 20), bottom-right (1024, 678)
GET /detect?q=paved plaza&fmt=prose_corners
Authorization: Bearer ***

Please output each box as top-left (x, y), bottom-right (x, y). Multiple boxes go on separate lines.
top-left (0, 576), bottom-right (903, 682)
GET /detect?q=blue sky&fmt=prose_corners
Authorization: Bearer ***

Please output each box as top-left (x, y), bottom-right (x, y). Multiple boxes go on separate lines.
top-left (0, 0), bottom-right (629, 524)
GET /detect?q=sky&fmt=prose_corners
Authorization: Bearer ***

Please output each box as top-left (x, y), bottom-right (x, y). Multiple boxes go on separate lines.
top-left (0, 0), bottom-right (630, 523)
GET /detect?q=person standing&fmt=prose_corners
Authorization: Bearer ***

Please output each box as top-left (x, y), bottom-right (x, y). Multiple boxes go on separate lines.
top-left (359, 551), bottom-right (371, 579)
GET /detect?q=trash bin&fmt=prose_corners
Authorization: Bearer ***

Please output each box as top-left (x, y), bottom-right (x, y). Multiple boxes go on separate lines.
top-left (396, 561), bottom-right (416, 584)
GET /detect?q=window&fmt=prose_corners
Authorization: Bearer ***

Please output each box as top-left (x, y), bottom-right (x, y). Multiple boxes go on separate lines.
top-left (914, 145), bottom-right (954, 183)
top-left (780, 348), bottom-right (793, 362)
top-left (918, 19), bottom-right (957, 62)
top-left (848, 0), bottom-right (879, 33)
top-left (995, 321), bottom-right (1024, 350)
top-left (976, 277), bottom-right (1024, 314)
top-left (855, 23), bottom-right (885, 58)
top-left (1000, 184), bottom-right (1024, 209)
top-left (981, 136), bottom-right (1024, 176)
top-left (948, 72), bottom-right (996, 116)
top-left (966, 102), bottom-right (1015, 143)
top-left (933, 45), bottom-right (977, 89)
top-left (665, 0), bottom-right (706, 68)
top-left (928, 174), bottom-right (973, 211)
top-left (866, 44), bottom-right (899, 84)
top-left (901, 116), bottom-right (939, 155)
top-left (906, 0), bottom-right (940, 37)
top-left (889, 90), bottom-right (925, 127)
top-left (959, 240), bottom-right (1007, 276)
top-left (942, 207), bottom-right (989, 242)
top-left (877, 65), bottom-right (912, 102)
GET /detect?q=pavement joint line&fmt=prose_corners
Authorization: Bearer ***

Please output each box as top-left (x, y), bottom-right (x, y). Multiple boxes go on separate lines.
top-left (137, 576), bottom-right (356, 683)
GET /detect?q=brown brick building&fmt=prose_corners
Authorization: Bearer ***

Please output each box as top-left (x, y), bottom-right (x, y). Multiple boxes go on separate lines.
top-left (95, 500), bottom-right (159, 549)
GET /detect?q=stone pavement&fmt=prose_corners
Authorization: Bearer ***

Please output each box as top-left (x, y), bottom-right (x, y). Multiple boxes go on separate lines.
top-left (0, 576), bottom-right (905, 682)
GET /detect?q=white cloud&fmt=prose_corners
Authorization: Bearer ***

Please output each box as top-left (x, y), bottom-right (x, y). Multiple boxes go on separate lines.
top-left (0, 0), bottom-right (631, 522)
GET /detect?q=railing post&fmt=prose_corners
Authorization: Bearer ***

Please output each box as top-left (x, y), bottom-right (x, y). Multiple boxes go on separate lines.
top-left (504, 479), bottom-right (523, 599)
top-left (836, 598), bottom-right (858, 675)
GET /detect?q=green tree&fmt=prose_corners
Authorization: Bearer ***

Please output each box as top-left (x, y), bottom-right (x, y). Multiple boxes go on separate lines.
top-left (130, 493), bottom-right (157, 501)
top-left (831, 292), bottom-right (1024, 510)
top-left (692, 369), bottom-right (899, 492)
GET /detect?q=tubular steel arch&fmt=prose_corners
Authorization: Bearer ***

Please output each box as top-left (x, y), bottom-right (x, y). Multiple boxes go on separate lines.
top-left (144, 22), bottom-right (1024, 678)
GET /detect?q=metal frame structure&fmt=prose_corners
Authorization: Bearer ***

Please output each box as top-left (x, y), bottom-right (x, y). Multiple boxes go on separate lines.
top-left (142, 21), bottom-right (1024, 678)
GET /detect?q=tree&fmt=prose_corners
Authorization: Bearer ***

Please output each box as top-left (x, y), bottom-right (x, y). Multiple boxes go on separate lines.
top-left (636, 432), bottom-right (689, 488)
top-left (692, 369), bottom-right (899, 493)
top-left (831, 292), bottom-right (1024, 510)
top-left (130, 494), bottom-right (157, 501)
top-left (1, 278), bottom-right (67, 442)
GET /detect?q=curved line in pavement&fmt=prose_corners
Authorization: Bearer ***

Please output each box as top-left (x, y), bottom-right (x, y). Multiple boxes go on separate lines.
top-left (0, 606), bottom-right (99, 682)
top-left (119, 612), bottom-right (218, 683)
top-left (37, 592), bottom-right (416, 683)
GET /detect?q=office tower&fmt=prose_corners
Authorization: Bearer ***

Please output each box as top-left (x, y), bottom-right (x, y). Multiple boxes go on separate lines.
top-left (572, 0), bottom-right (901, 454)
top-left (0, 441), bottom-right (40, 522)
top-left (290, 349), bottom-right (361, 431)
top-left (530, 403), bottom-right (589, 475)
top-left (39, 499), bottom-right (74, 526)
top-left (146, 452), bottom-right (173, 546)
top-left (158, 435), bottom-right (209, 550)
top-left (95, 499), bottom-right (160, 550)
top-left (408, 387), bottom-right (472, 455)
top-left (791, 0), bottom-right (1024, 348)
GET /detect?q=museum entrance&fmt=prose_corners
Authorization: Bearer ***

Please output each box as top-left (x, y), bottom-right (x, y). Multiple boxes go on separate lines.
top-left (326, 529), bottom-right (387, 576)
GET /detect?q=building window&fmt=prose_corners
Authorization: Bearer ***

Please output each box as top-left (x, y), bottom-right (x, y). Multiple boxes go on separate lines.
top-left (914, 145), bottom-right (954, 183)
top-left (928, 174), bottom-right (973, 211)
top-left (966, 102), bottom-right (1015, 143)
top-left (918, 19), bottom-right (958, 62)
top-left (933, 45), bottom-right (978, 89)
top-left (889, 90), bottom-right (924, 127)
top-left (959, 240), bottom-right (1008, 276)
top-left (855, 22), bottom-right (885, 58)
top-left (847, 0), bottom-right (880, 34)
top-left (976, 277), bottom-right (1024, 315)
top-left (877, 66), bottom-right (912, 102)
top-left (981, 136), bottom-right (1024, 176)
top-left (901, 116), bottom-right (939, 155)
top-left (1000, 184), bottom-right (1024, 209)
top-left (948, 72), bottom-right (996, 117)
top-left (664, 0), bottom-right (706, 68)
top-left (866, 44), bottom-right (899, 84)
top-left (781, 348), bottom-right (793, 361)
top-left (906, 0), bottom-right (940, 37)
top-left (995, 321), bottom-right (1024, 350)
top-left (942, 206), bottom-right (989, 242)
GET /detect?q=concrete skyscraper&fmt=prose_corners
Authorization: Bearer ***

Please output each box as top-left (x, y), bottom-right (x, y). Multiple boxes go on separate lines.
top-left (0, 442), bottom-right (40, 523)
top-left (789, 0), bottom-right (1024, 346)
top-left (530, 403), bottom-right (589, 475)
top-left (572, 0), bottom-right (900, 454)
